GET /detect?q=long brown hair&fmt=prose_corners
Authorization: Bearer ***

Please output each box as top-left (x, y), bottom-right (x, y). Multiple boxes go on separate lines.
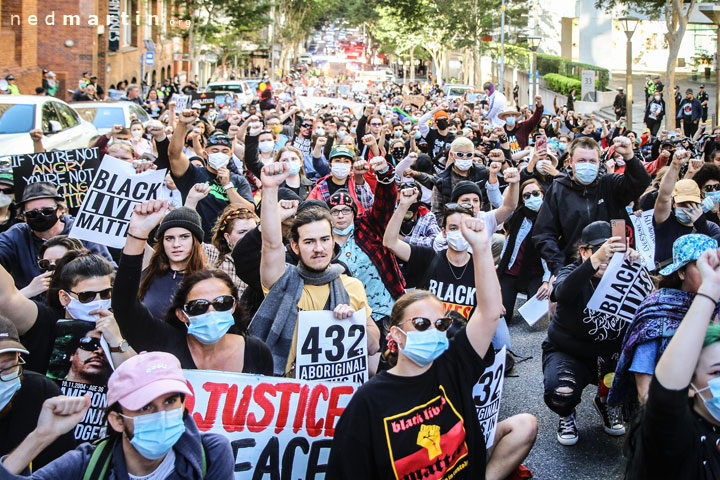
top-left (138, 231), bottom-right (206, 299)
top-left (383, 290), bottom-right (443, 367)
top-left (210, 205), bottom-right (257, 267)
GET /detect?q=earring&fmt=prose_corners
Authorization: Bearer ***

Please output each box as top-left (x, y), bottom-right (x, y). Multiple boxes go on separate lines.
top-left (386, 333), bottom-right (398, 353)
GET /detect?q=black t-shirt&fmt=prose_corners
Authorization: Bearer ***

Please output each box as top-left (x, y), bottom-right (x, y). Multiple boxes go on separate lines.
top-left (634, 376), bottom-right (720, 479)
top-left (404, 246), bottom-right (477, 320)
top-left (0, 371), bottom-right (76, 470)
top-left (326, 177), bottom-right (349, 197)
top-left (19, 302), bottom-right (64, 375)
top-left (424, 129), bottom-right (452, 162)
top-left (327, 328), bottom-right (494, 480)
top-left (654, 215), bottom-right (698, 265)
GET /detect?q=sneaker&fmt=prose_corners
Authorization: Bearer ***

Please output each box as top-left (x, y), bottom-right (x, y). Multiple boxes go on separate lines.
top-left (593, 396), bottom-right (625, 436)
top-left (557, 411), bottom-right (578, 446)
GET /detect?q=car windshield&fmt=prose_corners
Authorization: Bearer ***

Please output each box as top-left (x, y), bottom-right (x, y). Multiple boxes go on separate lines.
top-left (208, 84), bottom-right (244, 92)
top-left (0, 104), bottom-right (35, 134)
top-left (447, 88), bottom-right (468, 96)
top-left (74, 106), bottom-right (125, 129)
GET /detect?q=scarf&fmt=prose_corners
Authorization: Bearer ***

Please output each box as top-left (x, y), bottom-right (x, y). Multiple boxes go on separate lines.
top-left (608, 288), bottom-right (720, 406)
top-left (249, 262), bottom-right (350, 375)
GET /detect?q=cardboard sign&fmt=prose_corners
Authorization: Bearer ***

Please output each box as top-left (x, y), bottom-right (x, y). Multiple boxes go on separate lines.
top-left (171, 93), bottom-right (191, 113)
top-left (403, 95), bottom-right (426, 109)
top-left (626, 208), bottom-right (656, 269)
top-left (296, 308), bottom-right (368, 384)
top-left (191, 92), bottom-right (218, 109)
top-left (184, 370), bottom-right (357, 479)
top-left (587, 253), bottom-right (654, 323)
top-left (11, 147), bottom-right (101, 215)
top-left (60, 380), bottom-right (108, 441)
top-left (473, 346), bottom-right (506, 449)
top-left (69, 156), bottom-right (166, 248)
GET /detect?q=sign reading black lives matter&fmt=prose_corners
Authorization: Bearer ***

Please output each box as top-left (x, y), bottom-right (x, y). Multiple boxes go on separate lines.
top-left (296, 308), bottom-right (368, 384)
top-left (11, 147), bottom-right (101, 216)
top-left (473, 346), bottom-right (505, 449)
top-left (69, 155), bottom-right (166, 248)
top-left (587, 252), bottom-right (654, 323)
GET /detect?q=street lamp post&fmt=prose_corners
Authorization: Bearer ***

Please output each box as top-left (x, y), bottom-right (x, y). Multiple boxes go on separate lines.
top-left (700, 5), bottom-right (720, 127)
top-left (527, 35), bottom-right (541, 100)
top-left (619, 16), bottom-right (639, 130)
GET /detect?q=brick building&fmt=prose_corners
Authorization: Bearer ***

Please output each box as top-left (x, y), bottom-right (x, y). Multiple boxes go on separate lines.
top-left (0, 0), bottom-right (189, 101)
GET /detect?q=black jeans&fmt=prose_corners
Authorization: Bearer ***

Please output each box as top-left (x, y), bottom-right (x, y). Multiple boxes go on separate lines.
top-left (541, 339), bottom-right (618, 417)
top-left (499, 273), bottom-right (543, 323)
top-left (646, 118), bottom-right (662, 137)
top-left (683, 120), bottom-right (698, 138)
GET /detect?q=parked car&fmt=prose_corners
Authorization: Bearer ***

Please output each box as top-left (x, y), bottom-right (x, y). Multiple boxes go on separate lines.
top-left (205, 80), bottom-right (254, 105)
top-left (0, 95), bottom-right (99, 156)
top-left (70, 101), bottom-right (151, 135)
top-left (443, 84), bottom-right (477, 101)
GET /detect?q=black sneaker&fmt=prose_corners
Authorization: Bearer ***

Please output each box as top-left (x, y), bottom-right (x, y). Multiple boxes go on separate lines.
top-left (593, 396), bottom-right (625, 436)
top-left (557, 410), bottom-right (578, 446)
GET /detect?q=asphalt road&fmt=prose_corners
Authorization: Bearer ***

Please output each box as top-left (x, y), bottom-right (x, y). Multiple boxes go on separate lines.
top-left (499, 296), bottom-right (626, 480)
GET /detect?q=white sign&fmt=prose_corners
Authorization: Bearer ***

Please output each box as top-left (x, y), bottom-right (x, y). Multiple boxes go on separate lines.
top-left (171, 93), bottom-right (191, 113)
top-left (184, 370), bottom-right (357, 479)
top-left (587, 253), bottom-right (654, 323)
top-left (581, 70), bottom-right (596, 102)
top-left (296, 308), bottom-right (368, 384)
top-left (69, 156), bottom-right (166, 248)
top-left (473, 346), bottom-right (506, 449)
top-left (518, 294), bottom-right (549, 326)
top-left (295, 96), bottom-right (364, 119)
top-left (626, 208), bottom-right (656, 269)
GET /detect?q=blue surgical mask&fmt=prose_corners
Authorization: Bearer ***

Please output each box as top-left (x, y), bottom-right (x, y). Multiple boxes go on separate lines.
top-left (0, 377), bottom-right (21, 412)
top-left (574, 162), bottom-right (599, 184)
top-left (394, 130), bottom-right (403, 138)
top-left (525, 195), bottom-right (543, 211)
top-left (675, 207), bottom-right (693, 225)
top-left (287, 160), bottom-right (302, 175)
top-left (415, 131), bottom-right (422, 139)
top-left (558, 143), bottom-right (567, 152)
top-left (350, 127), bottom-right (357, 134)
top-left (186, 310), bottom-right (235, 344)
top-left (692, 378), bottom-right (720, 423)
top-left (125, 408), bottom-right (186, 460)
top-left (505, 117), bottom-right (516, 128)
top-left (397, 328), bottom-right (449, 367)
top-left (333, 223), bottom-right (354, 236)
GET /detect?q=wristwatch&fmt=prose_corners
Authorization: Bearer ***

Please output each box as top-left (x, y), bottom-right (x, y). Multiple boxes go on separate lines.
top-left (109, 339), bottom-right (129, 353)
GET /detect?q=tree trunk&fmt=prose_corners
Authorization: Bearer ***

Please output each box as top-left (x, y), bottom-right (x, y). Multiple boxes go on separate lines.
top-left (410, 45), bottom-right (416, 84)
top-left (664, 38), bottom-right (682, 130)
top-left (664, 0), bottom-right (697, 130)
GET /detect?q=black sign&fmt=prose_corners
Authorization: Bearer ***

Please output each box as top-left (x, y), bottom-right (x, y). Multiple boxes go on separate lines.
top-left (108, 0), bottom-right (120, 51)
top-left (191, 92), bottom-right (218, 109)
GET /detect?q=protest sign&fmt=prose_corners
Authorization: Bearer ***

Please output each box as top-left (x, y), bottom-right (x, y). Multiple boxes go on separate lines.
top-left (11, 147), bottom-right (101, 215)
top-left (626, 208), bottom-right (656, 269)
top-left (69, 156), bottom-right (166, 248)
top-left (296, 308), bottom-right (368, 384)
top-left (171, 93), bottom-right (191, 112)
top-left (184, 370), bottom-right (357, 479)
top-left (191, 92), bottom-right (217, 109)
top-left (587, 253), bottom-right (654, 323)
top-left (403, 95), bottom-right (426, 109)
top-left (473, 346), bottom-right (506, 449)
top-left (60, 381), bottom-right (108, 441)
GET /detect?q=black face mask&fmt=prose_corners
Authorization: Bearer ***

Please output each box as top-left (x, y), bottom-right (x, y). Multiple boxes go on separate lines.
top-left (392, 148), bottom-right (405, 159)
top-left (26, 211), bottom-right (60, 232)
top-left (436, 119), bottom-right (449, 130)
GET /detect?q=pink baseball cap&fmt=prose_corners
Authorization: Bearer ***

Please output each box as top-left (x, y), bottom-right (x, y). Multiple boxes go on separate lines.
top-left (107, 352), bottom-right (191, 411)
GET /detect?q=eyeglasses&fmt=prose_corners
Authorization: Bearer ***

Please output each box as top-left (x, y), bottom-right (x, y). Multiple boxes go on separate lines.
top-left (23, 206), bottom-right (58, 219)
top-left (183, 295), bottom-right (235, 316)
top-left (453, 151), bottom-right (474, 159)
top-left (67, 288), bottom-right (112, 303)
top-left (704, 184), bottom-right (720, 193)
top-left (401, 316), bottom-right (453, 332)
top-left (38, 259), bottom-right (56, 272)
top-left (369, 122), bottom-right (383, 127)
top-left (0, 357), bottom-right (24, 382)
top-left (330, 207), bottom-right (353, 217)
top-left (78, 336), bottom-right (102, 352)
top-left (522, 191), bottom-right (543, 201)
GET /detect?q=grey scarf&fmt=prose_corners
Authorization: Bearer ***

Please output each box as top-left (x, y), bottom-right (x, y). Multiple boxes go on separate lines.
top-left (249, 262), bottom-right (349, 375)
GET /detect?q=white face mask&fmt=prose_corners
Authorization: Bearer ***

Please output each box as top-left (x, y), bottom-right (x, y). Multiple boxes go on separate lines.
top-left (258, 140), bottom-right (275, 153)
top-left (315, 127), bottom-right (326, 137)
top-left (207, 152), bottom-right (230, 170)
top-left (446, 230), bottom-right (470, 252)
top-left (454, 159), bottom-right (473, 171)
top-left (65, 296), bottom-right (111, 322)
top-left (131, 130), bottom-right (143, 138)
top-left (331, 163), bottom-right (351, 180)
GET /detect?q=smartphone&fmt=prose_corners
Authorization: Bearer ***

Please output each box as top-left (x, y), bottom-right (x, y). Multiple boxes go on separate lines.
top-left (536, 135), bottom-right (547, 155)
top-left (611, 219), bottom-right (627, 252)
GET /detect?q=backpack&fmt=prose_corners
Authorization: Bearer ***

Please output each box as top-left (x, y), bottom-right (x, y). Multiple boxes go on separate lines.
top-left (82, 437), bottom-right (207, 480)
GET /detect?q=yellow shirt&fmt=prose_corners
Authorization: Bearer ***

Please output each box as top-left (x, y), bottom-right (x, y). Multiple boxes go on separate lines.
top-left (262, 273), bottom-right (372, 376)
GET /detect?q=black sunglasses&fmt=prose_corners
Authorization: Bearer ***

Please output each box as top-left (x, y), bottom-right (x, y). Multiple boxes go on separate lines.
top-left (24, 206), bottom-right (57, 219)
top-left (78, 336), bottom-right (102, 352)
top-left (522, 191), bottom-right (543, 200)
top-left (705, 184), bottom-right (720, 193)
top-left (402, 316), bottom-right (453, 332)
top-left (38, 259), bottom-right (56, 272)
top-left (300, 123), bottom-right (313, 128)
top-left (0, 187), bottom-right (13, 195)
top-left (67, 288), bottom-right (112, 304)
top-left (183, 295), bottom-right (235, 316)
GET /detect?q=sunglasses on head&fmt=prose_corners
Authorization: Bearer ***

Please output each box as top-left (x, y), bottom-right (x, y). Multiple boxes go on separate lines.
top-left (705, 184), bottom-right (720, 193)
top-left (445, 202), bottom-right (473, 212)
top-left (522, 191), bottom-right (542, 200)
top-left (78, 336), bottom-right (102, 352)
top-left (67, 288), bottom-right (112, 303)
top-left (38, 259), bottom-right (56, 272)
top-left (453, 151), bottom-right (474, 159)
top-left (24, 206), bottom-right (57, 219)
top-left (402, 316), bottom-right (453, 332)
top-left (183, 295), bottom-right (235, 316)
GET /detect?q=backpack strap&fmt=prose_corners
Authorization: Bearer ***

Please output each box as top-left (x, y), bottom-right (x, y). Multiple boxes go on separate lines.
top-left (82, 438), bottom-right (114, 480)
top-left (201, 442), bottom-right (207, 478)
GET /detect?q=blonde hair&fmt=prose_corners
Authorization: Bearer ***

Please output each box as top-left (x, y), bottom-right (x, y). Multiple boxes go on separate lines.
top-left (450, 136), bottom-right (474, 152)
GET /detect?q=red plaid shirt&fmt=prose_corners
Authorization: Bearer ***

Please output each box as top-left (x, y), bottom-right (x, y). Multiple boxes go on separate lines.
top-left (352, 167), bottom-right (406, 299)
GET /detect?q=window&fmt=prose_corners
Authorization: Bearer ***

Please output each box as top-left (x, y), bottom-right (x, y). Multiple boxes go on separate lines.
top-left (129, 104), bottom-right (150, 123)
top-left (73, 107), bottom-right (125, 130)
top-left (41, 103), bottom-right (62, 133)
top-left (122, 0), bottom-right (136, 46)
top-left (0, 104), bottom-right (35, 134)
top-left (54, 103), bottom-right (80, 129)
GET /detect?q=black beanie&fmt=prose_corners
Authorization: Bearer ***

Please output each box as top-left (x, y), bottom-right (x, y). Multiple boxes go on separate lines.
top-left (157, 207), bottom-right (204, 241)
top-left (298, 199), bottom-right (330, 213)
top-left (451, 180), bottom-right (482, 203)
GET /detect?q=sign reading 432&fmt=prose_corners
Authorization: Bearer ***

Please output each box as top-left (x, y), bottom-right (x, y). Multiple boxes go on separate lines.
top-left (296, 308), bottom-right (368, 384)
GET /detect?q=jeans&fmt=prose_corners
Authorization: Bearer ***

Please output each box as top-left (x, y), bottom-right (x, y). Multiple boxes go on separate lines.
top-left (491, 316), bottom-right (511, 350)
